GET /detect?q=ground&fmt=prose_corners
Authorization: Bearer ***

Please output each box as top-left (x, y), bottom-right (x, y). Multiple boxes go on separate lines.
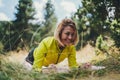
top-left (5, 44), bottom-right (96, 68)
top-left (2, 44), bottom-right (120, 79)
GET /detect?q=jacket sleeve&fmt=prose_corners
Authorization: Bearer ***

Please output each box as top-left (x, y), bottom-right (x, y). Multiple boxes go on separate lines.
top-left (68, 46), bottom-right (78, 68)
top-left (32, 40), bottom-right (47, 71)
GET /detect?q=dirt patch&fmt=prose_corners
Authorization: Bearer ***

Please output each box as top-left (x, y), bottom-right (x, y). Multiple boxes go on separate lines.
top-left (76, 44), bottom-right (96, 64)
top-left (3, 50), bottom-right (28, 64)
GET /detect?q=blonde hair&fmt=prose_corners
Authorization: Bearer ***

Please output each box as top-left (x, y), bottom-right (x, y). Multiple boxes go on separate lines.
top-left (54, 18), bottom-right (79, 46)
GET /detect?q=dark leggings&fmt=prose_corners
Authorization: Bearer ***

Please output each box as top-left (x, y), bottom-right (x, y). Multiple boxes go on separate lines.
top-left (25, 48), bottom-right (35, 65)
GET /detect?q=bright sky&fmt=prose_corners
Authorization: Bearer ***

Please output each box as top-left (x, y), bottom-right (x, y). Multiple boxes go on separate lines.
top-left (0, 0), bottom-right (82, 23)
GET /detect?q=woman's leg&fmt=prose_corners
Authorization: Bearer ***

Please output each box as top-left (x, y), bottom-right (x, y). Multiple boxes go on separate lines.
top-left (25, 48), bottom-right (35, 65)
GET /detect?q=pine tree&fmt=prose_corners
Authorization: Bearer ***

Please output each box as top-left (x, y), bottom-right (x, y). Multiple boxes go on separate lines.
top-left (72, 0), bottom-right (120, 49)
top-left (8, 0), bottom-right (35, 50)
top-left (30, 0), bottom-right (57, 47)
top-left (40, 0), bottom-right (57, 40)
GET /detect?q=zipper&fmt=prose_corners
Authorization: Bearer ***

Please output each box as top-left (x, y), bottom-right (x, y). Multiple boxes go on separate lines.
top-left (55, 49), bottom-right (63, 64)
top-left (55, 40), bottom-right (65, 64)
top-left (55, 52), bottom-right (61, 64)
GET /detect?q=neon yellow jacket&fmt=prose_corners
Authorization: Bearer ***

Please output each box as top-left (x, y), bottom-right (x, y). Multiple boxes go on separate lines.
top-left (33, 37), bottom-right (78, 71)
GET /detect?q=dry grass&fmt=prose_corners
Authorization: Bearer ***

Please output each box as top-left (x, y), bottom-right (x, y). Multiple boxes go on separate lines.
top-left (1, 44), bottom-right (120, 80)
top-left (2, 44), bottom-right (106, 68)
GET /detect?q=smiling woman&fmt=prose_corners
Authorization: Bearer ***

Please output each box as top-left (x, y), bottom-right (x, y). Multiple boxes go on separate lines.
top-left (54, 18), bottom-right (78, 47)
top-left (25, 18), bottom-right (79, 72)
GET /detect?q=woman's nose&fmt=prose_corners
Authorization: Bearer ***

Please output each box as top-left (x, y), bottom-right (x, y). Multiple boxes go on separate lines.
top-left (68, 34), bottom-right (72, 39)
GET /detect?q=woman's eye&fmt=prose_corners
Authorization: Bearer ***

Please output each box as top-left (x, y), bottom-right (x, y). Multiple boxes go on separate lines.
top-left (65, 32), bottom-right (74, 37)
top-left (65, 33), bottom-right (70, 36)
top-left (71, 34), bottom-right (74, 36)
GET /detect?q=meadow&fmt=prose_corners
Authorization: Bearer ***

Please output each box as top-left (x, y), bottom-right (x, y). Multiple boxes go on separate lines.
top-left (0, 44), bottom-right (120, 80)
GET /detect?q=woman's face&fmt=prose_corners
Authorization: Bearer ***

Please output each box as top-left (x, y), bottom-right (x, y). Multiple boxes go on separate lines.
top-left (60, 26), bottom-right (75, 46)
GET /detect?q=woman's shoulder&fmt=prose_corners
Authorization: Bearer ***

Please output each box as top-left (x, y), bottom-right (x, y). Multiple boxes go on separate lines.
top-left (66, 45), bottom-right (76, 50)
top-left (41, 36), bottom-right (57, 48)
top-left (42, 36), bottom-right (56, 45)
top-left (43, 36), bottom-right (55, 42)
top-left (68, 45), bottom-right (75, 48)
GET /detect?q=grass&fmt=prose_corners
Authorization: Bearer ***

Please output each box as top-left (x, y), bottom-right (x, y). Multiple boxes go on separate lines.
top-left (0, 58), bottom-right (120, 80)
top-left (0, 45), bottom-right (120, 80)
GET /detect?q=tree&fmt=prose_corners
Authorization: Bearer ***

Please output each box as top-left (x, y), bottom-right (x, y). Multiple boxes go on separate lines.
top-left (72, 0), bottom-right (120, 50)
top-left (0, 21), bottom-right (13, 52)
top-left (30, 0), bottom-right (57, 48)
top-left (105, 0), bottom-right (120, 47)
top-left (39, 0), bottom-right (57, 41)
top-left (10, 0), bottom-right (36, 50)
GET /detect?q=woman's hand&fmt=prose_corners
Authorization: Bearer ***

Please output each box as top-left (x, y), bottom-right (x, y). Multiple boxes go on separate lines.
top-left (79, 62), bottom-right (105, 70)
top-left (81, 62), bottom-right (92, 69)
top-left (42, 64), bottom-right (57, 73)
top-left (48, 64), bottom-right (57, 70)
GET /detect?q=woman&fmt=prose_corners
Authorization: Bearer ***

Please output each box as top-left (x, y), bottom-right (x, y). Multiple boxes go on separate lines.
top-left (25, 18), bottom-right (79, 71)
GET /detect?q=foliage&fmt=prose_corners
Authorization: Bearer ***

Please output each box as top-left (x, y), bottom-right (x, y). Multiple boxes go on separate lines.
top-left (0, 59), bottom-right (91, 80)
top-left (0, 0), bottom-right (36, 52)
top-left (108, 20), bottom-right (120, 47)
top-left (72, 0), bottom-right (120, 50)
top-left (94, 45), bottom-right (120, 73)
top-left (96, 35), bottom-right (107, 50)
top-left (41, 0), bottom-right (57, 39)
top-left (0, 60), bottom-right (49, 80)
top-left (30, 0), bottom-right (57, 48)
top-left (102, 0), bottom-right (120, 47)
top-left (72, 0), bottom-right (111, 50)
top-left (11, 0), bottom-right (36, 50)
top-left (0, 21), bottom-right (15, 53)
top-left (95, 35), bottom-right (109, 55)
top-left (0, 0), bottom-right (58, 52)
top-left (0, 58), bottom-right (119, 80)
top-left (0, 44), bottom-right (120, 80)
